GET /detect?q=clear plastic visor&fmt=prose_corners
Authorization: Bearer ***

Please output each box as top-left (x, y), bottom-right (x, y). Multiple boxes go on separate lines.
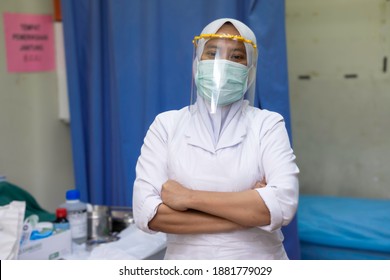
top-left (191, 34), bottom-right (258, 114)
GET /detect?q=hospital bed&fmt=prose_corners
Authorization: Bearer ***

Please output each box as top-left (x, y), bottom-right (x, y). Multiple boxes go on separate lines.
top-left (298, 195), bottom-right (390, 259)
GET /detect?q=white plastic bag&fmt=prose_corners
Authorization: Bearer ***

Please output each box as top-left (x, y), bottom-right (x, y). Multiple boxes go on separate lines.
top-left (0, 201), bottom-right (26, 259)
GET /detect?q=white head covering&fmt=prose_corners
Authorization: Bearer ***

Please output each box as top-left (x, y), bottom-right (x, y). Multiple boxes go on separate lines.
top-left (192, 18), bottom-right (258, 107)
top-left (192, 18), bottom-right (258, 147)
top-left (195, 18), bottom-right (257, 69)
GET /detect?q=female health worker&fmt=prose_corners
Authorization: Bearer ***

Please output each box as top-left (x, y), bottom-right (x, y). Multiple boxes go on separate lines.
top-left (132, 18), bottom-right (299, 259)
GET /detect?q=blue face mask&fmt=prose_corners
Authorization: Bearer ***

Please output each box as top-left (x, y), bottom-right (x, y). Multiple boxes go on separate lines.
top-left (195, 60), bottom-right (249, 107)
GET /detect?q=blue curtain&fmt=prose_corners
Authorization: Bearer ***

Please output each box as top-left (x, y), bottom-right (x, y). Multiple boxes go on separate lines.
top-left (61, 0), bottom-right (300, 259)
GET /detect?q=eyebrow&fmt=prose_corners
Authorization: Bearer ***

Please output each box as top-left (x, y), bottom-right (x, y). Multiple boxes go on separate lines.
top-left (204, 44), bottom-right (246, 53)
top-left (204, 43), bottom-right (218, 49)
top-left (232, 47), bottom-right (246, 53)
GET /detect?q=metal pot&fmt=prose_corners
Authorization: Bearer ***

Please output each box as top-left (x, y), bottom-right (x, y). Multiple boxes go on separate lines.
top-left (109, 206), bottom-right (134, 233)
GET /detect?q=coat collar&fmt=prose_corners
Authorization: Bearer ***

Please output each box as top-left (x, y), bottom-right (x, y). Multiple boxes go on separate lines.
top-left (185, 102), bottom-right (248, 153)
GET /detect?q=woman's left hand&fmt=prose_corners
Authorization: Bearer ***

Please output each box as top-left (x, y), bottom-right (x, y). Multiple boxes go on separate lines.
top-left (252, 178), bottom-right (267, 189)
top-left (161, 180), bottom-right (192, 211)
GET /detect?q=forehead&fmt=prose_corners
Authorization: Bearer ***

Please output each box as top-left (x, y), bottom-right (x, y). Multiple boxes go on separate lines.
top-left (203, 37), bottom-right (246, 52)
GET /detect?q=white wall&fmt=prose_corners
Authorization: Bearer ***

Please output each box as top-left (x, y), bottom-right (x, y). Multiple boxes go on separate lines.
top-left (0, 0), bottom-right (74, 212)
top-left (286, 0), bottom-right (390, 198)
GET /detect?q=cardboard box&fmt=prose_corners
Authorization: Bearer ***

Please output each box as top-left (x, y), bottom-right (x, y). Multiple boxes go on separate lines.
top-left (18, 230), bottom-right (72, 260)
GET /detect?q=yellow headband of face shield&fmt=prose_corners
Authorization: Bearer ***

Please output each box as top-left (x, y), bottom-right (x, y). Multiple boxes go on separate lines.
top-left (192, 34), bottom-right (257, 49)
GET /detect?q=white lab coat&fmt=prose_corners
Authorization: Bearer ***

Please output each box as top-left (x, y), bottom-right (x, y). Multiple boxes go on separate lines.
top-left (133, 101), bottom-right (299, 259)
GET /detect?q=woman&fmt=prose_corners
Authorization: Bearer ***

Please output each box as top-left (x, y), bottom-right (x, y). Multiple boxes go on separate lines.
top-left (133, 18), bottom-right (299, 259)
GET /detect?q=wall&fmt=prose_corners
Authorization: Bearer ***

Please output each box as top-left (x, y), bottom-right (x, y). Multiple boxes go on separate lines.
top-left (286, 0), bottom-right (390, 198)
top-left (0, 0), bottom-right (74, 212)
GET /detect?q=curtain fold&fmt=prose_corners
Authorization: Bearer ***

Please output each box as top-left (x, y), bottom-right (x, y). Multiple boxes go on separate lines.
top-left (61, 0), bottom-right (299, 259)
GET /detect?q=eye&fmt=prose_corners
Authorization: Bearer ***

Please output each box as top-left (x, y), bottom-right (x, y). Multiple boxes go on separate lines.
top-left (231, 54), bottom-right (244, 60)
top-left (230, 52), bottom-right (247, 64)
top-left (205, 51), bottom-right (216, 58)
top-left (201, 47), bottom-right (218, 60)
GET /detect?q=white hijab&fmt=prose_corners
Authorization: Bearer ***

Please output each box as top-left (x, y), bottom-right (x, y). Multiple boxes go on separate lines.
top-left (193, 18), bottom-right (257, 146)
top-left (195, 18), bottom-right (257, 70)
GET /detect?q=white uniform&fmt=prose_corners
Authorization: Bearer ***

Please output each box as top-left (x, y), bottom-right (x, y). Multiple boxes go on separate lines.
top-left (133, 100), bottom-right (299, 260)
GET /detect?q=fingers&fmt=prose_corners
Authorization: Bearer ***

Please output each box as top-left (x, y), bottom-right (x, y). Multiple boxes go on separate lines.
top-left (252, 178), bottom-right (267, 189)
top-left (161, 180), bottom-right (189, 211)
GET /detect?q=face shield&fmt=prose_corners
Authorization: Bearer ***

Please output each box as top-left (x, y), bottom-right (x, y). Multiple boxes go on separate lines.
top-left (191, 33), bottom-right (258, 114)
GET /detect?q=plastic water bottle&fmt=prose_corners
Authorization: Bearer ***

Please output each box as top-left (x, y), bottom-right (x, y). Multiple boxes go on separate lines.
top-left (60, 189), bottom-right (87, 244)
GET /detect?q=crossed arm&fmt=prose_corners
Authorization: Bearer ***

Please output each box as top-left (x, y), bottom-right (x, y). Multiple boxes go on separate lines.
top-left (148, 180), bottom-right (270, 234)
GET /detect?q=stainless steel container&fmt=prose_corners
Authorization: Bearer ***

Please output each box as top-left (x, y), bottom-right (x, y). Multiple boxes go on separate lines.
top-left (87, 205), bottom-right (111, 240)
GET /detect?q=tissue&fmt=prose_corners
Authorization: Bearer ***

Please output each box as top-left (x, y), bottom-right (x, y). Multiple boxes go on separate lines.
top-left (0, 201), bottom-right (26, 259)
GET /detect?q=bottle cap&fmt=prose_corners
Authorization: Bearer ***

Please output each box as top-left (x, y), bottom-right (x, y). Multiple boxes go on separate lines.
top-left (66, 189), bottom-right (80, 200)
top-left (56, 208), bottom-right (67, 218)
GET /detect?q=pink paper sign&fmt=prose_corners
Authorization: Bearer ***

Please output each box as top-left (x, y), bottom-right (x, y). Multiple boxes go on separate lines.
top-left (3, 13), bottom-right (56, 72)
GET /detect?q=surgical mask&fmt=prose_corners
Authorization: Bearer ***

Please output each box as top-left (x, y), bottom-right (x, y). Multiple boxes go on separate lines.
top-left (195, 60), bottom-right (249, 107)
